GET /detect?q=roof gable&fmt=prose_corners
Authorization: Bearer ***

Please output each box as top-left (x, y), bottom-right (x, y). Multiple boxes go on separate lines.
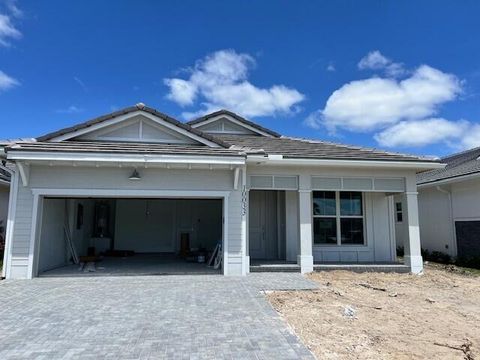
top-left (76, 115), bottom-right (199, 145)
top-left (37, 104), bottom-right (227, 148)
top-left (187, 110), bottom-right (281, 137)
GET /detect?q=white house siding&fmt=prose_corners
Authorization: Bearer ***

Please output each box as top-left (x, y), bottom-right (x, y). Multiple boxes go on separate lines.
top-left (247, 164), bottom-right (414, 264)
top-left (411, 178), bottom-right (480, 258)
top-left (9, 175), bottom-right (33, 278)
top-left (7, 165), bottom-right (244, 278)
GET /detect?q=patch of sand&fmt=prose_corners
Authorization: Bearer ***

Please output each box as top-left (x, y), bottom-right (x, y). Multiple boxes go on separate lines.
top-left (267, 264), bottom-right (479, 359)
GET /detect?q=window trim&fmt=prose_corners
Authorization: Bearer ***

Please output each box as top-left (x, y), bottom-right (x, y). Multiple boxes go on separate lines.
top-left (312, 191), bottom-right (366, 247)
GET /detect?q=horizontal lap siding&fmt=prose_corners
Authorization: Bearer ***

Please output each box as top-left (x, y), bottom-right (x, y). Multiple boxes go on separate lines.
top-left (7, 165), bottom-right (246, 278)
top-left (227, 189), bottom-right (244, 275)
top-left (9, 184), bottom-right (34, 278)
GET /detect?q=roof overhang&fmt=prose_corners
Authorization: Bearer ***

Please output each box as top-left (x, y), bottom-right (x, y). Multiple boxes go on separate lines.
top-left (7, 150), bottom-right (246, 166)
top-left (246, 155), bottom-right (445, 170)
top-left (418, 171), bottom-right (480, 188)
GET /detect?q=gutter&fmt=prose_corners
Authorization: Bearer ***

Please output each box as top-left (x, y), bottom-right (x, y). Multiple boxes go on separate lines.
top-left (6, 151), bottom-right (247, 166)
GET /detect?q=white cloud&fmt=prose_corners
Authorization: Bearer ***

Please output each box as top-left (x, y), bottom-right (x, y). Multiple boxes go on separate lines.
top-left (55, 105), bottom-right (84, 114)
top-left (358, 50), bottom-right (406, 77)
top-left (164, 78), bottom-right (197, 106)
top-left (164, 49), bottom-right (305, 119)
top-left (0, 13), bottom-right (21, 47)
top-left (310, 65), bottom-right (462, 133)
top-left (459, 124), bottom-right (480, 150)
top-left (374, 118), bottom-right (469, 147)
top-left (326, 63), bottom-right (336, 72)
top-left (0, 70), bottom-right (19, 91)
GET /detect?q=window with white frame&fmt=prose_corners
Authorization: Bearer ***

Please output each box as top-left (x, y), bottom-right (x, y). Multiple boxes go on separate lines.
top-left (395, 202), bottom-right (403, 223)
top-left (313, 191), bottom-right (365, 245)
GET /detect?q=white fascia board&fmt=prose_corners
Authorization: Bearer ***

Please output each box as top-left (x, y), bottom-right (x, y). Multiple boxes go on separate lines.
top-left (48, 110), bottom-right (222, 148)
top-left (418, 171), bottom-right (480, 188)
top-left (191, 114), bottom-right (274, 137)
top-left (7, 151), bottom-right (246, 165)
top-left (246, 155), bottom-right (445, 170)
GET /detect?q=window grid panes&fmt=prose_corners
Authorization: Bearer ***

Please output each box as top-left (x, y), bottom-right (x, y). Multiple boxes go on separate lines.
top-left (395, 202), bottom-right (403, 223)
top-left (313, 191), bottom-right (365, 245)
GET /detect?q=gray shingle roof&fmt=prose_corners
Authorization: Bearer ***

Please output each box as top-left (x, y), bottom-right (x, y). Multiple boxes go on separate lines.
top-left (6, 141), bottom-right (245, 157)
top-left (417, 147), bottom-right (480, 185)
top-left (187, 109), bottom-right (281, 137)
top-left (214, 135), bottom-right (437, 162)
top-left (36, 104), bottom-right (229, 148)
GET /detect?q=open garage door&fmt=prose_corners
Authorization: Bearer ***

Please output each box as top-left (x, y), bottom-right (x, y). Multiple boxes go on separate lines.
top-left (36, 197), bottom-right (224, 276)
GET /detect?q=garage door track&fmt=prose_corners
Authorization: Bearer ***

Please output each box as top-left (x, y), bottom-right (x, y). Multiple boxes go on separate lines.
top-left (0, 273), bottom-right (317, 359)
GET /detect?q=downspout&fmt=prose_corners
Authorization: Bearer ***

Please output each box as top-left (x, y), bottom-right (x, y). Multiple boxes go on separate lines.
top-left (435, 185), bottom-right (456, 257)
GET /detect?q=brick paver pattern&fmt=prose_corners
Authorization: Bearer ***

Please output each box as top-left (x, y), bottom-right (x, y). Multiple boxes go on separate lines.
top-left (0, 273), bottom-right (317, 359)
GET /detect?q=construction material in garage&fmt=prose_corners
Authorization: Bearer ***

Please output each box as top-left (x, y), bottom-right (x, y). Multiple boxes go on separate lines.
top-left (38, 197), bottom-right (223, 276)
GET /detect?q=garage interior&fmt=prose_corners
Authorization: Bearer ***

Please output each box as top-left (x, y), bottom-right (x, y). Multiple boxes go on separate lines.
top-left (37, 197), bottom-right (224, 276)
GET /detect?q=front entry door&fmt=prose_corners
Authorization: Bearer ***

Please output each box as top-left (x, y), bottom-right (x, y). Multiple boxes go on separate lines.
top-left (249, 191), bottom-right (278, 260)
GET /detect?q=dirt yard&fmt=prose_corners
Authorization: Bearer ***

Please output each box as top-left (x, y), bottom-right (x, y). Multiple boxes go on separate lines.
top-left (267, 264), bottom-right (480, 360)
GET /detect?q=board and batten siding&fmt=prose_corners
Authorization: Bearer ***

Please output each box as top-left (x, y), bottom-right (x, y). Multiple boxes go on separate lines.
top-left (6, 165), bottom-right (245, 278)
top-left (247, 164), bottom-right (410, 264)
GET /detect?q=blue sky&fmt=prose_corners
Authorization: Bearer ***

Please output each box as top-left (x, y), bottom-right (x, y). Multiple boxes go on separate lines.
top-left (1, 1), bottom-right (479, 157)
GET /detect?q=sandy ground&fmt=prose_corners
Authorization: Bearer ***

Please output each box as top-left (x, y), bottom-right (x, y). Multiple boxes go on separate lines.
top-left (267, 264), bottom-right (480, 360)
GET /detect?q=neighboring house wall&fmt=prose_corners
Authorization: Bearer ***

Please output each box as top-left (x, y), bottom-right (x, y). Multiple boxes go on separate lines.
top-left (398, 178), bottom-right (480, 258)
top-left (396, 188), bottom-right (453, 256)
top-left (6, 165), bottom-right (243, 278)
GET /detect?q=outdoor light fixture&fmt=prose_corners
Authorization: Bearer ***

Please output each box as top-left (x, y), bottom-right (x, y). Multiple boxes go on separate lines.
top-left (128, 169), bottom-right (141, 181)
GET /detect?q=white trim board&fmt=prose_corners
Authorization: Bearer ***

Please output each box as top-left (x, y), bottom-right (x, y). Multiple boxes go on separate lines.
top-left (31, 188), bottom-right (231, 198)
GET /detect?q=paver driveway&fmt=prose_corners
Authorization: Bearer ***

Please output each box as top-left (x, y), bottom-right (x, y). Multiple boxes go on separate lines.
top-left (0, 273), bottom-right (317, 359)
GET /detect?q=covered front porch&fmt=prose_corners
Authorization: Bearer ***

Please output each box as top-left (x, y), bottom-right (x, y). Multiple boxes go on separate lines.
top-left (245, 172), bottom-right (423, 274)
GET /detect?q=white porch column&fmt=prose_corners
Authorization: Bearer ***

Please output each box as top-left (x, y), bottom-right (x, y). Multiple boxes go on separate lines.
top-left (298, 189), bottom-right (314, 273)
top-left (242, 169), bottom-right (250, 274)
top-left (404, 175), bottom-right (423, 274)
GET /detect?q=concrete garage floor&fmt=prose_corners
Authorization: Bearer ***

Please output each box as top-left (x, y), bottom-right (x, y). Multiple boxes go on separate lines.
top-left (40, 254), bottom-right (221, 277)
top-left (0, 273), bottom-right (317, 359)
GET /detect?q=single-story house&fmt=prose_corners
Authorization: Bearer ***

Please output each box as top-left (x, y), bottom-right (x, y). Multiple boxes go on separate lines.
top-left (1, 103), bottom-right (443, 279)
top-left (396, 147), bottom-right (480, 259)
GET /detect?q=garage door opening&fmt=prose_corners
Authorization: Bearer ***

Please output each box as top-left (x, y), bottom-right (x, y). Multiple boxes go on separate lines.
top-left (36, 197), bottom-right (224, 276)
